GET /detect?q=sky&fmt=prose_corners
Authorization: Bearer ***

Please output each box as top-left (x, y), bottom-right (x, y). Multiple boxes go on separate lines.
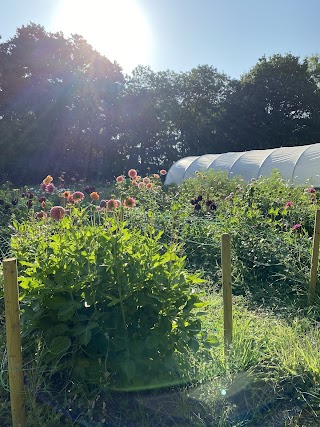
top-left (1, 0), bottom-right (320, 78)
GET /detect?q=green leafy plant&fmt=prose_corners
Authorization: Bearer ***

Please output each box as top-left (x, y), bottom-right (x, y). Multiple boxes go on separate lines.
top-left (11, 212), bottom-right (207, 390)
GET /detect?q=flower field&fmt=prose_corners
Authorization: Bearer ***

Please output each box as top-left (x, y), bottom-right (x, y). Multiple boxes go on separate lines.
top-left (1, 169), bottom-right (320, 426)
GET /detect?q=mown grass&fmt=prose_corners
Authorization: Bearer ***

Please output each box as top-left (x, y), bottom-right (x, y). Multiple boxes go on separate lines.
top-left (1, 280), bottom-right (320, 426)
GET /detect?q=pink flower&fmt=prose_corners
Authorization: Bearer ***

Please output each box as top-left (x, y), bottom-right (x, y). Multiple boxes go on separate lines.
top-left (128, 169), bottom-right (137, 179)
top-left (160, 169), bottom-right (167, 175)
top-left (307, 187), bottom-right (316, 193)
top-left (153, 174), bottom-right (160, 179)
top-left (107, 199), bottom-right (117, 210)
top-left (124, 197), bottom-right (136, 208)
top-left (132, 180), bottom-right (138, 186)
top-left (143, 177), bottom-right (150, 184)
top-left (146, 183), bottom-right (152, 189)
top-left (116, 175), bottom-right (124, 183)
top-left (138, 182), bottom-right (145, 189)
top-left (115, 200), bottom-right (121, 207)
top-left (50, 206), bottom-right (65, 220)
top-left (71, 191), bottom-right (85, 202)
top-left (40, 183), bottom-right (46, 192)
top-left (45, 183), bottom-right (55, 194)
top-left (285, 201), bottom-right (294, 209)
top-left (292, 223), bottom-right (302, 231)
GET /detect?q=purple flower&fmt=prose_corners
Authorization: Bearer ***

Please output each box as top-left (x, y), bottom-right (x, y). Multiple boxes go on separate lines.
top-left (45, 183), bottom-right (55, 194)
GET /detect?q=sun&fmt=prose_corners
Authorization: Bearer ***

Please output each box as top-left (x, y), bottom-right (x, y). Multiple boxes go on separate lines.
top-left (52, 0), bottom-right (153, 73)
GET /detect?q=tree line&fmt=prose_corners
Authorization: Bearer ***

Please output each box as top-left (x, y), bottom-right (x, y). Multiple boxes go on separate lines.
top-left (1, 23), bottom-right (320, 184)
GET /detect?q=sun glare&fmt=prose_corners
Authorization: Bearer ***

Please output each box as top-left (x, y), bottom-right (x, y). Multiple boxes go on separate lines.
top-left (53, 0), bottom-right (153, 73)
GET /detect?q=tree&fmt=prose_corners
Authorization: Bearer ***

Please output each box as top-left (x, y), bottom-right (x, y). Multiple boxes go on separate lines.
top-left (218, 54), bottom-right (320, 152)
top-left (0, 23), bottom-right (124, 183)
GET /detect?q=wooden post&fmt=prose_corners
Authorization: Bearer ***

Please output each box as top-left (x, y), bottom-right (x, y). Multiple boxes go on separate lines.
top-left (221, 234), bottom-right (233, 352)
top-left (309, 209), bottom-right (320, 303)
top-left (3, 258), bottom-right (26, 427)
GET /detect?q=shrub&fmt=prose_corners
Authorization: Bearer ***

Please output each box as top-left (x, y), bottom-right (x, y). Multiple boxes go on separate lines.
top-left (11, 211), bottom-right (207, 389)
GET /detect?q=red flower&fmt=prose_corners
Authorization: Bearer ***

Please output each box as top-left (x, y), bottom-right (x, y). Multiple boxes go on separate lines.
top-left (50, 206), bottom-right (65, 220)
top-left (124, 197), bottom-right (136, 208)
top-left (107, 199), bottom-right (118, 210)
top-left (71, 191), bottom-right (85, 202)
top-left (128, 169), bottom-right (137, 179)
top-left (116, 176), bottom-right (124, 183)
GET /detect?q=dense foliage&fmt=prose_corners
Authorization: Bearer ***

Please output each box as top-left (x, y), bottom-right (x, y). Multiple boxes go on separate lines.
top-left (1, 24), bottom-right (320, 184)
top-left (1, 169), bottom-right (320, 425)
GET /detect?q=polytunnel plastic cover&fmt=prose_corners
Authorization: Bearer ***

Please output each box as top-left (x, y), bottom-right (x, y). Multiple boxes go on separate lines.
top-left (165, 143), bottom-right (320, 187)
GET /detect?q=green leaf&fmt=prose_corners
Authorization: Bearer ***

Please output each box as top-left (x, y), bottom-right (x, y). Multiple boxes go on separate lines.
top-left (123, 359), bottom-right (136, 381)
top-left (79, 329), bottom-right (92, 346)
top-left (72, 322), bottom-right (98, 336)
top-left (48, 336), bottom-right (71, 354)
top-left (203, 334), bottom-right (219, 349)
top-left (58, 302), bottom-right (81, 320)
top-left (46, 295), bottom-right (67, 310)
top-left (188, 337), bottom-right (200, 352)
top-left (145, 334), bottom-right (161, 349)
top-left (194, 301), bottom-right (209, 308)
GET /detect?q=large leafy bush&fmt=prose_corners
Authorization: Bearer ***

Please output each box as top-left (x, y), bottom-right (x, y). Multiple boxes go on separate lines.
top-left (11, 212), bottom-right (206, 389)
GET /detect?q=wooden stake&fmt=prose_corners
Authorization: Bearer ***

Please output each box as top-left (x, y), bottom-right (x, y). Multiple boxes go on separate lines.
top-left (3, 258), bottom-right (26, 427)
top-left (221, 234), bottom-right (233, 352)
top-left (309, 209), bottom-right (320, 303)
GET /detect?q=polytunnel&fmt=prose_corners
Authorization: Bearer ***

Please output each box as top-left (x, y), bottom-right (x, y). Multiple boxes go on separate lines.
top-left (164, 143), bottom-right (320, 187)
